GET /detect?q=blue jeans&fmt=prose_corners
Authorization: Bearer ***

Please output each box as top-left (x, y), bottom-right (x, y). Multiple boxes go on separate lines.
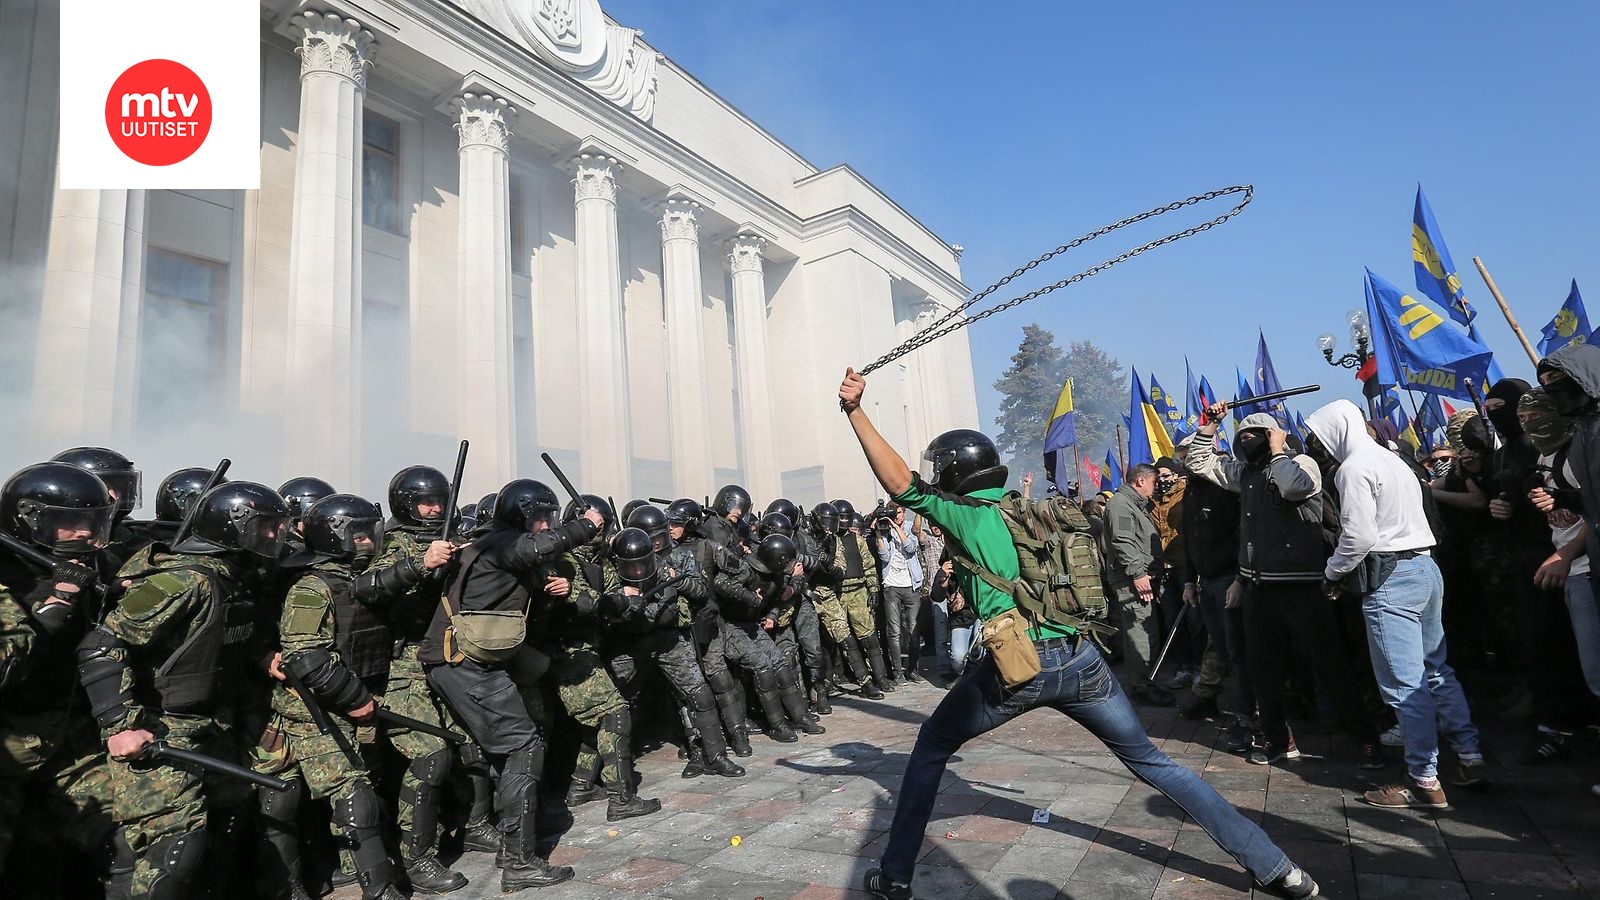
top-left (1567, 574), bottom-right (1600, 699)
top-left (1362, 556), bottom-right (1481, 780)
top-left (1195, 573), bottom-right (1253, 719)
top-left (879, 637), bottom-right (1290, 886)
top-left (948, 619), bottom-right (976, 675)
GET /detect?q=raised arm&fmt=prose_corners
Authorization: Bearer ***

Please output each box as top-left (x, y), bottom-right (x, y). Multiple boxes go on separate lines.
top-left (839, 369), bottom-right (912, 497)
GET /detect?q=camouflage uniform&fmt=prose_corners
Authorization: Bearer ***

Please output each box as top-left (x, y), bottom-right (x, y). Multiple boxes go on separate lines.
top-left (825, 530), bottom-right (894, 691)
top-left (252, 561), bottom-right (402, 900)
top-left (90, 550), bottom-right (242, 900)
top-left (0, 563), bottom-right (116, 887)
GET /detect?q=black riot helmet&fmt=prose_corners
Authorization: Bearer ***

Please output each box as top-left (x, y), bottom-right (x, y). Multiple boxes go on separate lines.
top-left (278, 476), bottom-right (335, 523)
top-left (625, 504), bottom-right (671, 553)
top-left (495, 480), bottom-right (561, 533)
top-left (610, 527), bottom-right (658, 587)
top-left (748, 534), bottom-right (798, 577)
top-left (809, 502), bottom-right (839, 536)
top-left (764, 498), bottom-right (799, 524)
top-left (0, 462), bottom-right (116, 557)
top-left (388, 466), bottom-right (450, 528)
top-left (620, 499), bottom-right (649, 526)
top-left (53, 446), bottom-right (141, 520)
top-left (176, 481), bottom-right (292, 559)
top-left (665, 498), bottom-right (703, 528)
top-left (302, 494), bottom-right (384, 562)
top-left (457, 501), bottom-right (478, 536)
top-left (562, 494), bottom-right (616, 536)
top-left (757, 512), bottom-right (794, 541)
top-left (473, 492), bottom-right (498, 533)
top-left (850, 513), bottom-right (866, 533)
top-left (830, 500), bottom-right (856, 533)
top-left (712, 485), bottom-right (753, 519)
top-left (156, 468), bottom-right (222, 523)
top-left (921, 429), bottom-right (1008, 494)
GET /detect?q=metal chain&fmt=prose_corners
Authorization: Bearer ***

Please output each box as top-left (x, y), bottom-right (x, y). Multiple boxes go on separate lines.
top-left (857, 184), bottom-right (1254, 375)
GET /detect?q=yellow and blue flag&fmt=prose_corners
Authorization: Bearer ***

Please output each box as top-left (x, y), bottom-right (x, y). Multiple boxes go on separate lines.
top-left (1103, 450), bottom-right (1122, 491)
top-left (1413, 186), bottom-right (1474, 326)
top-left (1150, 374), bottom-right (1183, 432)
top-left (1366, 268), bottom-right (1493, 400)
top-left (1042, 376), bottom-right (1077, 493)
top-left (1538, 279), bottom-right (1589, 356)
top-left (1128, 368), bottom-right (1176, 467)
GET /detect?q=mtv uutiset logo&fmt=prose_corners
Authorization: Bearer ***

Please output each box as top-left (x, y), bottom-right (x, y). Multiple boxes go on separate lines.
top-left (105, 59), bottom-right (213, 166)
top-left (61, 0), bottom-right (257, 188)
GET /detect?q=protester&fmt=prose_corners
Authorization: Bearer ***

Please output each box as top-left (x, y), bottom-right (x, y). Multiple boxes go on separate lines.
top-left (870, 503), bottom-right (924, 684)
top-left (1152, 455), bottom-right (1200, 691)
top-left (1103, 464), bottom-right (1171, 705)
top-left (1305, 399), bottom-right (1487, 809)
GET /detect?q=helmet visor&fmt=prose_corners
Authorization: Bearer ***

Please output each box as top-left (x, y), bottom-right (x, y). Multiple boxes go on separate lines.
top-left (233, 507), bottom-right (292, 559)
top-left (408, 491), bottom-right (448, 522)
top-left (920, 446), bottom-right (952, 488)
top-left (648, 528), bottom-right (669, 554)
top-left (616, 553), bottom-right (656, 585)
top-left (528, 506), bottom-right (561, 532)
top-left (333, 515), bottom-right (385, 557)
top-left (21, 500), bottom-right (116, 556)
top-left (99, 470), bottom-right (143, 516)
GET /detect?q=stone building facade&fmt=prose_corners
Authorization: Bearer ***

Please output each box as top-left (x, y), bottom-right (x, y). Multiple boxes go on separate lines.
top-left (0, 0), bottom-right (977, 504)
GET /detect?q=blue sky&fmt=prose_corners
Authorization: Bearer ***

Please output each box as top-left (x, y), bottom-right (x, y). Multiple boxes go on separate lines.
top-left (608, 1), bottom-right (1599, 459)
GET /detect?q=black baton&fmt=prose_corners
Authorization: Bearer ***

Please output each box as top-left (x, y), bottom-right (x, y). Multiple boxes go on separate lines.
top-left (372, 707), bottom-right (466, 744)
top-left (140, 741), bottom-right (292, 792)
top-left (281, 667), bottom-right (365, 770)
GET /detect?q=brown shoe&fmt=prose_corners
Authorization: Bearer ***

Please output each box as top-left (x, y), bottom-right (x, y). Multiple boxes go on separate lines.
top-left (1451, 760), bottom-right (1492, 789)
top-left (1363, 779), bottom-right (1448, 809)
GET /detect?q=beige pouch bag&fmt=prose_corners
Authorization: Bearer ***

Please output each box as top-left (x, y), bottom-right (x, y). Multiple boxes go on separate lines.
top-left (442, 543), bottom-right (528, 665)
top-left (981, 609), bottom-right (1041, 688)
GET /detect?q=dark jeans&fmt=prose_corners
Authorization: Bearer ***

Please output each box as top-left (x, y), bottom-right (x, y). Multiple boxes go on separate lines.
top-left (880, 638), bottom-right (1291, 887)
top-left (1194, 574), bottom-right (1253, 718)
top-left (882, 585), bottom-right (921, 677)
top-left (1244, 580), bottom-right (1377, 748)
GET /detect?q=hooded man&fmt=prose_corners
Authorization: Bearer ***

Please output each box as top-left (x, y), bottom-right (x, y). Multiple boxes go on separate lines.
top-left (1305, 400), bottom-right (1487, 810)
top-left (1188, 407), bottom-right (1384, 770)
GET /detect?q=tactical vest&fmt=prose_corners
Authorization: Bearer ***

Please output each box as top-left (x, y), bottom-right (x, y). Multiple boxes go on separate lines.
top-left (839, 534), bottom-right (867, 583)
top-left (388, 527), bottom-right (445, 643)
top-left (146, 563), bottom-right (246, 714)
top-left (307, 570), bottom-right (393, 691)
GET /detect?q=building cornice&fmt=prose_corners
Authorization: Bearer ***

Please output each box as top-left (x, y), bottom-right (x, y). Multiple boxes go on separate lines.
top-left (800, 206), bottom-right (968, 299)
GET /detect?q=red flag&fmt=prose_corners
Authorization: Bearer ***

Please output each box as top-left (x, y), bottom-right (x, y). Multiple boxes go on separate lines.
top-left (1079, 456), bottom-right (1102, 491)
top-left (1442, 399), bottom-right (1458, 417)
top-left (1356, 356), bottom-right (1377, 383)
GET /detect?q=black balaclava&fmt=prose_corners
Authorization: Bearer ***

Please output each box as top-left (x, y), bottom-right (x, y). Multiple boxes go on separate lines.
top-left (1485, 378), bottom-right (1531, 439)
top-left (1235, 429), bottom-right (1270, 464)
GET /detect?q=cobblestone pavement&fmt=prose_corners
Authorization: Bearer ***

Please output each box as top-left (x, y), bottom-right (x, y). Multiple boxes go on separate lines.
top-left (340, 677), bottom-right (1600, 900)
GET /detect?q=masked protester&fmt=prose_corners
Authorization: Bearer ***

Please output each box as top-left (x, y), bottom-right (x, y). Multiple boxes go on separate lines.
top-left (1188, 408), bottom-right (1386, 771)
top-left (837, 370), bottom-right (1321, 900)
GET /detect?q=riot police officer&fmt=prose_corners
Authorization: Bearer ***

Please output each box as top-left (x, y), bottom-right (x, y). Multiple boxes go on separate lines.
top-left (52, 446), bottom-right (143, 571)
top-left (806, 503), bottom-right (882, 700)
top-left (668, 498), bottom-right (755, 756)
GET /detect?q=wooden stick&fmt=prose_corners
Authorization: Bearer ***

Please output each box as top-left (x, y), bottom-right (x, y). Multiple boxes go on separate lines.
top-left (1115, 424), bottom-right (1126, 472)
top-left (1473, 256), bottom-right (1541, 366)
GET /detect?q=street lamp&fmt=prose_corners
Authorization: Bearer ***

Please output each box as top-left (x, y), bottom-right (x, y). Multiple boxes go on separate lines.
top-left (1318, 308), bottom-right (1371, 369)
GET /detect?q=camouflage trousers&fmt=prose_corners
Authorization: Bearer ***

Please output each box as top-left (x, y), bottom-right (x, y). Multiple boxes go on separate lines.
top-left (0, 711), bottom-right (114, 869)
top-left (384, 648), bottom-right (457, 857)
top-left (812, 594), bottom-right (851, 645)
top-left (550, 643), bottom-right (629, 794)
top-left (701, 620), bottom-right (785, 679)
top-left (105, 714), bottom-right (218, 900)
top-left (258, 717), bottom-right (369, 801)
top-left (774, 601), bottom-right (827, 683)
top-left (839, 583), bottom-right (878, 639)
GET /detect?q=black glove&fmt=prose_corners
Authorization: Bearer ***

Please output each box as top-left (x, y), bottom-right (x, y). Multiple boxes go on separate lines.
top-left (27, 561), bottom-right (99, 635)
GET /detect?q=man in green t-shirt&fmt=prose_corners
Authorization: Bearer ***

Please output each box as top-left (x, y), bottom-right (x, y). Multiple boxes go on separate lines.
top-left (837, 368), bottom-right (1318, 900)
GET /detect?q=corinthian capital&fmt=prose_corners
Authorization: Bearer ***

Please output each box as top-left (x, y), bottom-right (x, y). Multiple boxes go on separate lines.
top-left (659, 197), bottom-right (701, 244)
top-left (727, 233), bottom-right (766, 275)
top-left (294, 10), bottom-right (376, 90)
top-left (572, 152), bottom-right (620, 204)
top-left (454, 92), bottom-right (516, 154)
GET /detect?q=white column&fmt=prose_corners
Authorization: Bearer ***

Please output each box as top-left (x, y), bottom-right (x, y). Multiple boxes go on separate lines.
top-left (283, 10), bottom-right (373, 486)
top-left (912, 296), bottom-right (953, 438)
top-left (728, 233), bottom-right (780, 500)
top-left (658, 196), bottom-right (715, 493)
top-left (453, 92), bottom-right (517, 493)
top-left (31, 187), bottom-right (146, 450)
top-left (572, 151), bottom-right (630, 495)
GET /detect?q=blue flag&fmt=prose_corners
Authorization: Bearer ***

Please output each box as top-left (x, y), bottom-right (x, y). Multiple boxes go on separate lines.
top-left (1149, 374), bottom-right (1183, 433)
top-left (1233, 368), bottom-right (1256, 423)
top-left (1103, 450), bottom-right (1122, 491)
top-left (1366, 268), bottom-right (1493, 400)
top-left (1466, 321), bottom-right (1506, 385)
top-left (1128, 368), bottom-right (1176, 467)
top-left (1042, 377), bottom-right (1077, 493)
top-left (1413, 186), bottom-right (1474, 326)
top-left (1538, 279), bottom-right (1590, 356)
top-left (1254, 330), bottom-right (1293, 429)
top-left (1414, 393), bottom-right (1446, 452)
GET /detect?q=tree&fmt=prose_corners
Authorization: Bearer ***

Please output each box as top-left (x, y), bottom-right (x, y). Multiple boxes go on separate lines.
top-left (992, 325), bottom-right (1124, 488)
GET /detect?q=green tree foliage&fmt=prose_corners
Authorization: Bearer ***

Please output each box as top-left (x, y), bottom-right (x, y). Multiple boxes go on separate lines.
top-left (992, 324), bottom-right (1124, 486)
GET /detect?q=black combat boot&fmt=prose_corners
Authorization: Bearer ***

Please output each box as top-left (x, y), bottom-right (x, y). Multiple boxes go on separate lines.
top-left (460, 817), bottom-right (500, 853)
top-left (692, 704), bottom-right (747, 777)
top-left (754, 668), bottom-right (798, 742)
top-left (778, 666), bottom-right (826, 735)
top-left (499, 756), bottom-right (575, 891)
top-left (843, 634), bottom-right (883, 699)
top-left (681, 744), bottom-right (707, 779)
top-left (861, 633), bottom-right (896, 694)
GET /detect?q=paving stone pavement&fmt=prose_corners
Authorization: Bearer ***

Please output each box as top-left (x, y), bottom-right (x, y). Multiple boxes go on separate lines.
top-left (337, 678), bottom-right (1600, 900)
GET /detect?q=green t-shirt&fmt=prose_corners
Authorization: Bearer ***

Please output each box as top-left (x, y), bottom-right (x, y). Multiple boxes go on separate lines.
top-left (892, 475), bottom-right (1075, 640)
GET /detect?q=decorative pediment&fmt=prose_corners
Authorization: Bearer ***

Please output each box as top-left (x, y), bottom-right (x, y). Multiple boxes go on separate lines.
top-left (499, 0), bottom-right (657, 122)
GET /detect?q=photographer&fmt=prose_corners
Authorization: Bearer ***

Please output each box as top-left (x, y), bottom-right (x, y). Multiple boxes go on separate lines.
top-left (870, 503), bottom-right (924, 684)
top-left (928, 557), bottom-right (977, 677)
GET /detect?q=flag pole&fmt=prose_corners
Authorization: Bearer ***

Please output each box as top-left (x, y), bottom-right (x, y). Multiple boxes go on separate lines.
top-left (1071, 443), bottom-right (1083, 497)
top-left (1472, 256), bottom-right (1540, 366)
top-left (1115, 424), bottom-right (1126, 472)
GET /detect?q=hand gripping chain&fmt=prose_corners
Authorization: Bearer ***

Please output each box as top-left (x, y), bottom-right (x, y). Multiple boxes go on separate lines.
top-left (856, 185), bottom-right (1254, 376)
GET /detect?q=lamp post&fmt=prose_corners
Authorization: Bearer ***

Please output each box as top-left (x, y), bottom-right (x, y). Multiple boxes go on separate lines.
top-left (1318, 308), bottom-right (1378, 417)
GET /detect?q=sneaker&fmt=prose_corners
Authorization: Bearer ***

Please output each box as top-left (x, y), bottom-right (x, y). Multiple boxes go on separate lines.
top-left (1521, 727), bottom-right (1569, 764)
top-left (1162, 668), bottom-right (1196, 691)
top-left (1359, 742), bottom-right (1388, 770)
top-left (1264, 864), bottom-right (1320, 898)
top-left (1248, 739), bottom-right (1301, 766)
top-left (1179, 694), bottom-right (1219, 721)
top-left (1378, 723), bottom-right (1405, 748)
top-left (1451, 759), bottom-right (1492, 789)
top-left (1363, 778), bottom-right (1449, 810)
top-left (1226, 724), bottom-right (1254, 754)
top-left (862, 868), bottom-right (913, 900)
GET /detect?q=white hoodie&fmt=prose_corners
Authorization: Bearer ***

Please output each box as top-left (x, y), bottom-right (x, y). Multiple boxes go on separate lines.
top-left (1304, 399), bottom-right (1437, 581)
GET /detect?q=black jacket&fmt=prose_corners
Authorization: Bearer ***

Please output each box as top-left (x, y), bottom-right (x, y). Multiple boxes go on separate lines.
top-left (1181, 474), bottom-right (1240, 580)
